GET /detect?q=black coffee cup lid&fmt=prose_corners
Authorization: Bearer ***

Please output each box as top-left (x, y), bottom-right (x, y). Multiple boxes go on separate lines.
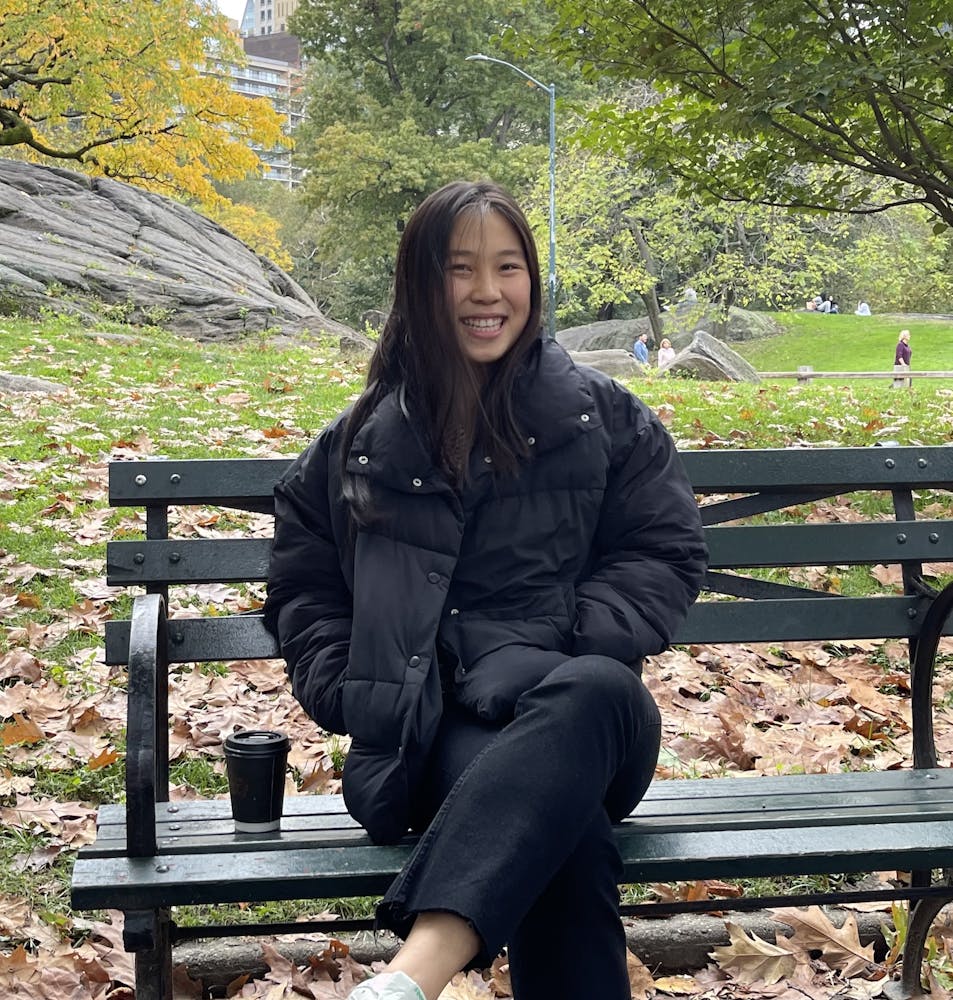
top-left (224, 730), bottom-right (290, 754)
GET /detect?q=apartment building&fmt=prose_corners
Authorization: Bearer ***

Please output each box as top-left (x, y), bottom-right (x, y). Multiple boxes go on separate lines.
top-left (224, 50), bottom-right (305, 187)
top-left (212, 4), bottom-right (305, 187)
top-left (238, 0), bottom-right (299, 37)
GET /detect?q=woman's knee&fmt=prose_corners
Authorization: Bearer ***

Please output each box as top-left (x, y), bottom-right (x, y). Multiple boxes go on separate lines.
top-left (546, 654), bottom-right (659, 724)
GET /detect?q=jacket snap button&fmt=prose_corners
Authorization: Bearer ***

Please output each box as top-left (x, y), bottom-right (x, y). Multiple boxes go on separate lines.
top-left (450, 608), bottom-right (459, 615)
top-left (412, 477), bottom-right (422, 487)
top-left (580, 413), bottom-right (590, 422)
top-left (527, 436), bottom-right (536, 445)
top-left (483, 455), bottom-right (492, 463)
top-left (358, 455), bottom-right (369, 465)
top-left (427, 572), bottom-right (440, 584)
top-left (408, 655), bottom-right (421, 667)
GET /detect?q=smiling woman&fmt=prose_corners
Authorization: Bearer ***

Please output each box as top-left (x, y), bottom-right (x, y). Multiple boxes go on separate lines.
top-left (263, 179), bottom-right (707, 1000)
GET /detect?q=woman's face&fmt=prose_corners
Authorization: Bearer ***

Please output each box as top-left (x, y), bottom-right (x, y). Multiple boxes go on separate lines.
top-left (446, 209), bottom-right (532, 365)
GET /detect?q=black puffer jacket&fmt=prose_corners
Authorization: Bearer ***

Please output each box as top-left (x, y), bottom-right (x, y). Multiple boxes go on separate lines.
top-left (264, 340), bottom-right (707, 843)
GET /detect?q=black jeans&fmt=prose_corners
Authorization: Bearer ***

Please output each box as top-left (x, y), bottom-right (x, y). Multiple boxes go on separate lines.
top-left (377, 655), bottom-right (662, 1000)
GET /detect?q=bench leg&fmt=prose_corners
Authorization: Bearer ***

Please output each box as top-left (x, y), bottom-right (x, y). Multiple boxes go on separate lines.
top-left (123, 908), bottom-right (173, 1000)
top-left (884, 896), bottom-right (951, 999)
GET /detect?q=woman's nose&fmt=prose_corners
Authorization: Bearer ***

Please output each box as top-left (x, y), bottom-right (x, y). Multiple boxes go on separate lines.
top-left (471, 268), bottom-right (500, 300)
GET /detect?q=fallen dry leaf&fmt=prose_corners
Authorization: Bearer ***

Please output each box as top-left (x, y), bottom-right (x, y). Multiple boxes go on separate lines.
top-left (628, 949), bottom-right (655, 999)
top-left (770, 906), bottom-right (878, 978)
top-left (709, 921), bottom-right (799, 985)
top-left (0, 713), bottom-right (44, 746)
top-left (488, 952), bottom-right (511, 997)
top-left (653, 974), bottom-right (702, 995)
top-left (438, 970), bottom-right (494, 998)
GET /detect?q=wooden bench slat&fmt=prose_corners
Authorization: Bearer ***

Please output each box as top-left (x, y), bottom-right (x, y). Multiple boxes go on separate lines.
top-left (104, 522), bottom-right (953, 587)
top-left (70, 817), bottom-right (953, 911)
top-left (82, 771), bottom-right (953, 859)
top-left (679, 446), bottom-right (953, 492)
top-left (92, 769), bottom-right (953, 829)
top-left (107, 448), bottom-right (953, 507)
top-left (107, 539), bottom-right (272, 586)
top-left (110, 459), bottom-right (290, 507)
top-left (84, 799), bottom-right (953, 860)
top-left (103, 594), bottom-right (953, 665)
top-left (676, 594), bottom-right (942, 643)
top-left (706, 520), bottom-right (953, 567)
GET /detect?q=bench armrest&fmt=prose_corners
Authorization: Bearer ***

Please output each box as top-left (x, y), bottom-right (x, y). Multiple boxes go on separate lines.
top-left (911, 579), bottom-right (953, 770)
top-left (125, 592), bottom-right (170, 857)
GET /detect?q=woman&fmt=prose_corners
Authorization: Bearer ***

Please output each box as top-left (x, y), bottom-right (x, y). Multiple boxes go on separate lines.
top-left (264, 181), bottom-right (707, 1000)
top-left (894, 329), bottom-right (912, 387)
top-left (657, 337), bottom-right (676, 368)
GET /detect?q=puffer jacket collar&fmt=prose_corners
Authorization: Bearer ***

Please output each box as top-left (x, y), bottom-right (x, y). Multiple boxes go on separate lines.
top-left (342, 339), bottom-right (602, 492)
top-left (511, 339), bottom-right (603, 453)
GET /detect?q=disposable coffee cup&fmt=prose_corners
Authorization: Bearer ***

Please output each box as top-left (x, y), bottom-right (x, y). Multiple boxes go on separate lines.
top-left (223, 730), bottom-right (290, 833)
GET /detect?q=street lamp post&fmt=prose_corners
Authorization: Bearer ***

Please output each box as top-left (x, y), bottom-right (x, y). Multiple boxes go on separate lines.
top-left (466, 53), bottom-right (556, 340)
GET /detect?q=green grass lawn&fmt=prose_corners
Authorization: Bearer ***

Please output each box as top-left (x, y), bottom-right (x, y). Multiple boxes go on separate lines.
top-left (734, 311), bottom-right (953, 376)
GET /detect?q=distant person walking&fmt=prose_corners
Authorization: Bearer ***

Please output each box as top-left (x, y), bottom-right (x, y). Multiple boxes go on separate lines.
top-left (893, 329), bottom-right (912, 388)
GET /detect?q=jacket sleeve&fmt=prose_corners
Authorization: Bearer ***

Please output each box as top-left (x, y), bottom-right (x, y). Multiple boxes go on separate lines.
top-left (572, 385), bottom-right (707, 664)
top-left (263, 431), bottom-right (352, 735)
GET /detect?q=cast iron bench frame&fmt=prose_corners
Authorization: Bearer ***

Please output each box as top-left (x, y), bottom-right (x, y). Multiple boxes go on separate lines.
top-left (70, 445), bottom-right (953, 1000)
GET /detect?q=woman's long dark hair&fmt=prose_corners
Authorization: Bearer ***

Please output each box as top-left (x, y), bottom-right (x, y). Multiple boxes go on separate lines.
top-left (341, 180), bottom-right (543, 523)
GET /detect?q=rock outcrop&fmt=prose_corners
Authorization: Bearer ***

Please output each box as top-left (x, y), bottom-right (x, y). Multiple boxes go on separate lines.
top-left (0, 372), bottom-right (67, 394)
top-left (568, 349), bottom-right (644, 380)
top-left (0, 160), bottom-right (367, 348)
top-left (557, 305), bottom-right (781, 354)
top-left (664, 330), bottom-right (760, 383)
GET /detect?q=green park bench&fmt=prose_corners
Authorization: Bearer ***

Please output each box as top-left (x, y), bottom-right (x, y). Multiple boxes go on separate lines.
top-left (70, 446), bottom-right (953, 1000)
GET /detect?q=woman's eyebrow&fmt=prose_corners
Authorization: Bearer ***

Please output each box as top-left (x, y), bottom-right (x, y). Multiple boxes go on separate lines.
top-left (447, 247), bottom-right (524, 258)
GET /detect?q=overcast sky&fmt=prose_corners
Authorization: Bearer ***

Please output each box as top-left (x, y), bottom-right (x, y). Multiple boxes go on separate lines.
top-left (217, 0), bottom-right (245, 21)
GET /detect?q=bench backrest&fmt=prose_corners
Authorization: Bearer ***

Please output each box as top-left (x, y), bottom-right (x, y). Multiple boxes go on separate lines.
top-left (104, 446), bottom-right (953, 666)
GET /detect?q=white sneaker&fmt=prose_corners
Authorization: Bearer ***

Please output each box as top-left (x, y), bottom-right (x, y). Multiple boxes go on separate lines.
top-left (348, 970), bottom-right (426, 1000)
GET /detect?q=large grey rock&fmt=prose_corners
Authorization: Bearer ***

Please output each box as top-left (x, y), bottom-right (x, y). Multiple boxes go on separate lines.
top-left (558, 319), bottom-right (651, 352)
top-left (0, 160), bottom-right (369, 349)
top-left (569, 349), bottom-right (644, 379)
top-left (666, 330), bottom-right (760, 382)
top-left (558, 306), bottom-right (781, 353)
top-left (0, 372), bottom-right (67, 394)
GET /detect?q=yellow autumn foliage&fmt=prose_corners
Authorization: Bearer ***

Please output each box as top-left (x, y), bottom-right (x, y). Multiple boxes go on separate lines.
top-left (1, 0), bottom-right (292, 264)
top-left (205, 197), bottom-right (294, 271)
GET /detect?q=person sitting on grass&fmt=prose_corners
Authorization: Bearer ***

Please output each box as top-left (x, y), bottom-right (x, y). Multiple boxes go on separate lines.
top-left (657, 338), bottom-right (676, 368)
top-left (633, 331), bottom-right (650, 364)
top-left (264, 180), bottom-right (708, 1000)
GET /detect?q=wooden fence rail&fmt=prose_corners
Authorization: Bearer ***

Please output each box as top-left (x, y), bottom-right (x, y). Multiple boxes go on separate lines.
top-left (758, 365), bottom-right (953, 384)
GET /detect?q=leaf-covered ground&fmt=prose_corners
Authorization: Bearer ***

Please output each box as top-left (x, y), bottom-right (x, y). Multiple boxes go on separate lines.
top-left (2, 316), bottom-right (953, 999)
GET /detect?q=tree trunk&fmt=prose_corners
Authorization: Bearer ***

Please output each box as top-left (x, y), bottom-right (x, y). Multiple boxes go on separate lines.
top-left (632, 221), bottom-right (664, 342)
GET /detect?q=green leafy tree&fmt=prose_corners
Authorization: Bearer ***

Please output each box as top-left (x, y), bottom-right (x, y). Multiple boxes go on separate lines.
top-left (839, 208), bottom-right (953, 312)
top-left (541, 140), bottom-right (850, 332)
top-left (291, 0), bottom-right (574, 320)
top-left (542, 1), bottom-right (953, 229)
